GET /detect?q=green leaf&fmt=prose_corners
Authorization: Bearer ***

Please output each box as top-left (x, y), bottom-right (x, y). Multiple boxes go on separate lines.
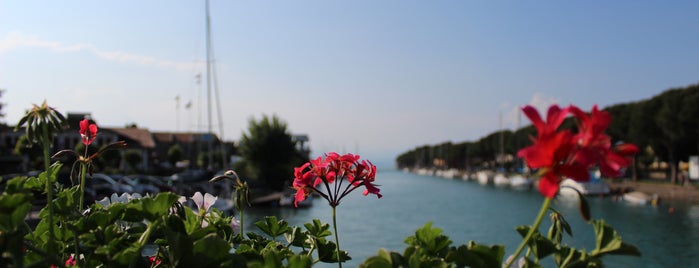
top-left (466, 241), bottom-right (506, 268)
top-left (304, 219), bottom-right (332, 238)
top-left (0, 193), bottom-right (33, 232)
top-left (317, 240), bottom-right (351, 263)
top-left (412, 222), bottom-right (451, 256)
top-left (360, 248), bottom-right (401, 268)
top-left (22, 176), bottom-right (44, 192)
top-left (255, 216), bottom-right (291, 239)
top-left (112, 243), bottom-right (141, 265)
top-left (446, 245), bottom-right (481, 268)
top-left (53, 186), bottom-right (80, 215)
top-left (553, 246), bottom-right (599, 268)
top-left (515, 226), bottom-right (556, 259)
top-left (360, 256), bottom-right (392, 268)
top-left (140, 192), bottom-right (180, 220)
top-left (285, 226), bottom-right (309, 248)
top-left (287, 255), bottom-right (314, 268)
top-left (590, 219), bottom-right (641, 257)
top-left (193, 233), bottom-right (232, 261)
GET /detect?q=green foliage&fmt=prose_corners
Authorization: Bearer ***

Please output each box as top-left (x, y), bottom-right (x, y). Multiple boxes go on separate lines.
top-left (0, 169), bottom-right (641, 268)
top-left (359, 216), bottom-right (640, 268)
top-left (361, 223), bottom-right (505, 268)
top-left (98, 142), bottom-right (123, 172)
top-left (167, 144), bottom-right (185, 165)
top-left (255, 216), bottom-right (291, 239)
top-left (238, 114), bottom-right (307, 190)
top-left (396, 83), bottom-right (699, 180)
top-left (124, 149), bottom-right (143, 172)
top-left (13, 135), bottom-right (43, 169)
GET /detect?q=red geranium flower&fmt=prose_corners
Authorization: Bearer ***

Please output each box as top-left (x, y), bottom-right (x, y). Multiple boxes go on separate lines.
top-left (148, 255), bottom-right (162, 266)
top-left (569, 105), bottom-right (639, 177)
top-left (79, 118), bottom-right (98, 145)
top-left (518, 104), bottom-right (638, 198)
top-left (517, 105), bottom-right (584, 197)
top-left (292, 152), bottom-right (381, 207)
top-left (65, 254), bottom-right (77, 266)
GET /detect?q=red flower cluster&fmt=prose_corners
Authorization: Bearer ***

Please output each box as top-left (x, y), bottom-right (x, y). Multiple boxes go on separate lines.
top-left (79, 119), bottom-right (98, 145)
top-left (148, 255), bottom-right (162, 266)
top-left (292, 152), bottom-right (381, 207)
top-left (517, 105), bottom-right (638, 198)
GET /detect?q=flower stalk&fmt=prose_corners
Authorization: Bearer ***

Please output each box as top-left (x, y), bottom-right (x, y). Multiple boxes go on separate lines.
top-left (331, 206), bottom-right (342, 268)
top-left (78, 159), bottom-right (88, 211)
top-left (504, 197), bottom-right (552, 268)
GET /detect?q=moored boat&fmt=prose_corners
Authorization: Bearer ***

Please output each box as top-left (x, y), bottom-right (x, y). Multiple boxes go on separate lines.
top-left (476, 171), bottom-right (494, 185)
top-left (509, 174), bottom-right (532, 190)
top-left (558, 177), bottom-right (610, 197)
top-left (622, 191), bottom-right (658, 205)
top-left (493, 173), bottom-right (510, 187)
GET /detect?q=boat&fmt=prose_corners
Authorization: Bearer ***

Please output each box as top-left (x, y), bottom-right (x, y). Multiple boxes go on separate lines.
top-left (476, 171), bottom-right (494, 185)
top-left (558, 177), bottom-right (610, 197)
top-left (437, 168), bottom-right (459, 179)
top-left (509, 174), bottom-right (532, 190)
top-left (493, 173), bottom-right (510, 187)
top-left (253, 191), bottom-right (314, 208)
top-left (461, 172), bottom-right (474, 181)
top-left (622, 191), bottom-right (659, 205)
top-left (279, 192), bottom-right (313, 208)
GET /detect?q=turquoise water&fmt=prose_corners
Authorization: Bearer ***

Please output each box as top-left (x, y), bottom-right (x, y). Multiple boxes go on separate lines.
top-left (245, 170), bottom-right (699, 267)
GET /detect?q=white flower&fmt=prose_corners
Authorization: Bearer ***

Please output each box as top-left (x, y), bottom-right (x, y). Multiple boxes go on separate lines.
top-left (191, 192), bottom-right (217, 213)
top-left (230, 217), bottom-right (241, 234)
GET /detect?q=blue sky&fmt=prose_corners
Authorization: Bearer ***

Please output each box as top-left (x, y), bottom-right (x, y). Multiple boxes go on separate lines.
top-left (1, 1), bottom-right (698, 168)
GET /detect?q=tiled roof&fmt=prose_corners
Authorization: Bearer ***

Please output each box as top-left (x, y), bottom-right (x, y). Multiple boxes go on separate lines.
top-left (107, 128), bottom-right (156, 148)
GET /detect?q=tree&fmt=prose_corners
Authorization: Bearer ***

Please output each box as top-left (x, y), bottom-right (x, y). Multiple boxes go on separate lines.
top-left (124, 149), bottom-right (143, 173)
top-left (14, 135), bottom-right (42, 171)
top-left (98, 143), bottom-right (123, 173)
top-left (167, 144), bottom-right (184, 166)
top-left (238, 114), bottom-right (307, 191)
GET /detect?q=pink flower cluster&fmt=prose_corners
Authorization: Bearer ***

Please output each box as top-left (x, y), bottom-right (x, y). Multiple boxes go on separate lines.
top-left (292, 152), bottom-right (381, 207)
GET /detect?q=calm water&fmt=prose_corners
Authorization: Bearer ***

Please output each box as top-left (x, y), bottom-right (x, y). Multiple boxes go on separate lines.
top-left (245, 170), bottom-right (699, 267)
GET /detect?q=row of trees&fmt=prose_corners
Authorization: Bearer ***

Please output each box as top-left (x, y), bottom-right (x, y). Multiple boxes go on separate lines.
top-left (396, 83), bottom-right (699, 183)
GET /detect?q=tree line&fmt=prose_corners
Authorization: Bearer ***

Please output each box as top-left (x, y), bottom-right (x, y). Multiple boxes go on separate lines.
top-left (396, 83), bottom-right (699, 183)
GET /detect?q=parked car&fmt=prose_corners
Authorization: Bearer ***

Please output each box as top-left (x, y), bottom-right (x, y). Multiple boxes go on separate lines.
top-left (86, 173), bottom-right (134, 202)
top-left (117, 176), bottom-right (160, 195)
top-left (170, 169), bottom-right (212, 183)
top-left (135, 175), bottom-right (177, 193)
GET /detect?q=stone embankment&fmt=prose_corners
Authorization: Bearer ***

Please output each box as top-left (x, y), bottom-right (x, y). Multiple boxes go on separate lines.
top-left (609, 180), bottom-right (699, 204)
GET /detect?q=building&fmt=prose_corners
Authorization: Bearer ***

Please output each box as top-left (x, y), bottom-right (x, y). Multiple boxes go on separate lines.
top-left (0, 113), bottom-right (228, 175)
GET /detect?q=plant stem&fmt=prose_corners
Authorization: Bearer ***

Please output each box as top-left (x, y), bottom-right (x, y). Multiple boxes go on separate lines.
top-left (42, 124), bottom-right (56, 258)
top-left (138, 221), bottom-right (157, 246)
top-left (239, 207), bottom-right (244, 236)
top-left (504, 197), bottom-right (552, 268)
top-left (79, 162), bottom-right (87, 211)
top-left (331, 206), bottom-right (342, 268)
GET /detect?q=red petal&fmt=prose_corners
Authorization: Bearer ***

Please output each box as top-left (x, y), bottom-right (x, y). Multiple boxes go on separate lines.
top-left (537, 173), bottom-right (560, 198)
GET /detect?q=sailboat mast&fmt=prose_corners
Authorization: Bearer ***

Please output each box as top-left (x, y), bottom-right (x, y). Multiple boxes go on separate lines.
top-left (205, 0), bottom-right (214, 170)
